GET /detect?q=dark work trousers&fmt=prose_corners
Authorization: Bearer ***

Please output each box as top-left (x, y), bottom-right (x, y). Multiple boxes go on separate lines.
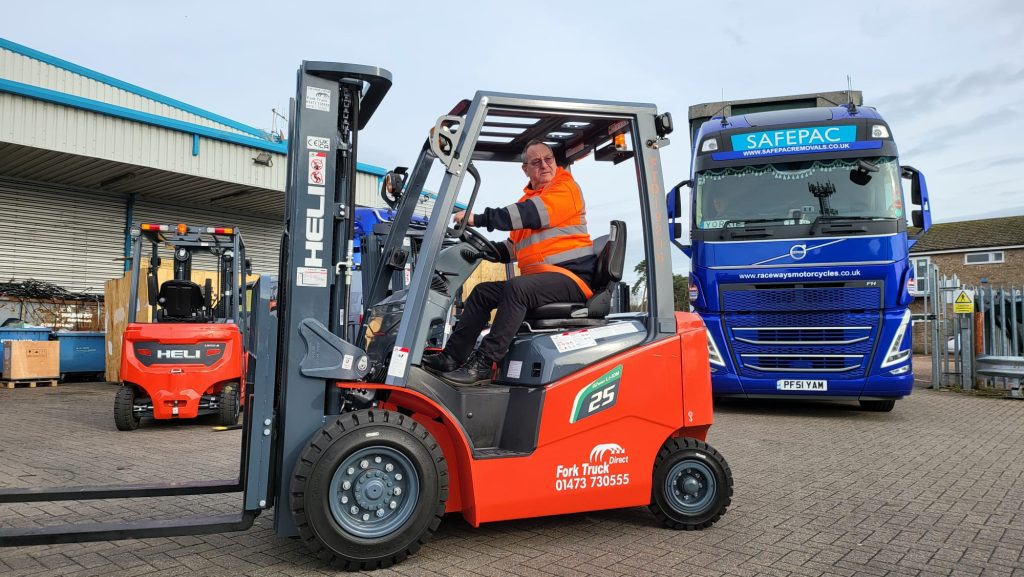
top-left (444, 272), bottom-right (585, 363)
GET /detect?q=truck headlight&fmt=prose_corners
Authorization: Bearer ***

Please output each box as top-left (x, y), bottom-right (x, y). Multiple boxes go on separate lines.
top-left (707, 332), bottom-right (726, 367)
top-left (881, 309), bottom-right (912, 368)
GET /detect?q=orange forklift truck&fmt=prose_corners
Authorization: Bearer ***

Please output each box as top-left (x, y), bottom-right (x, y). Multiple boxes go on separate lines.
top-left (0, 62), bottom-right (731, 571)
top-left (114, 223), bottom-right (250, 430)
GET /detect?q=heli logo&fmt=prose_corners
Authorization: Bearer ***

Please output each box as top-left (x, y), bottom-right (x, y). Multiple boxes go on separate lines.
top-left (156, 350), bottom-right (200, 360)
top-left (305, 185), bottom-right (326, 267)
top-left (589, 443), bottom-right (626, 463)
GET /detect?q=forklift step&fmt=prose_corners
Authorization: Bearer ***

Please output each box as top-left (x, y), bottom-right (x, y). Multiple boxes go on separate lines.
top-left (0, 479), bottom-right (240, 504)
top-left (473, 448), bottom-right (531, 459)
top-left (0, 510), bottom-right (258, 547)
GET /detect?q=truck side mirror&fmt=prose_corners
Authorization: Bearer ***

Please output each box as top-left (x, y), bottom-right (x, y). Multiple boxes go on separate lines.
top-left (670, 222), bottom-right (683, 240)
top-left (901, 165), bottom-right (931, 232)
top-left (667, 180), bottom-right (691, 240)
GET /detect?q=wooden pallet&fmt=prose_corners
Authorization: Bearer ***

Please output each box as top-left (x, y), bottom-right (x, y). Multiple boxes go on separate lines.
top-left (1, 378), bottom-right (59, 389)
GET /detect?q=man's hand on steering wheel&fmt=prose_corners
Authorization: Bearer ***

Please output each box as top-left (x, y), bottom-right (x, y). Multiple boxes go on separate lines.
top-left (448, 212), bottom-right (501, 263)
top-left (452, 210), bottom-right (474, 228)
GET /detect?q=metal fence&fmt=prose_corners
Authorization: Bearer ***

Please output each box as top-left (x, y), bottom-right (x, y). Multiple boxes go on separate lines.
top-left (919, 262), bottom-right (1023, 397)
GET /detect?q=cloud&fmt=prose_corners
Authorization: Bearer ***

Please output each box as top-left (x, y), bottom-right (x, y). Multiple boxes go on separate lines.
top-left (873, 67), bottom-right (1024, 122)
top-left (901, 106), bottom-right (1020, 157)
top-left (940, 155), bottom-right (1024, 174)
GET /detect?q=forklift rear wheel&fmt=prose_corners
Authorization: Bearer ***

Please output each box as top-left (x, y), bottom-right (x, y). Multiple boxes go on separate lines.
top-left (859, 399), bottom-right (896, 412)
top-left (290, 409), bottom-right (448, 570)
top-left (114, 386), bottom-right (141, 431)
top-left (217, 382), bottom-right (240, 426)
top-left (650, 437), bottom-right (732, 530)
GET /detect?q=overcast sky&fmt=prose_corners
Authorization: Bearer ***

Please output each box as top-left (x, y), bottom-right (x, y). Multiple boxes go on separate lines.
top-left (6, 0), bottom-right (1023, 277)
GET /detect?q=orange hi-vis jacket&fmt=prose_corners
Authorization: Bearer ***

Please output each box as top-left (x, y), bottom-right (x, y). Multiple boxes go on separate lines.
top-left (503, 168), bottom-right (595, 296)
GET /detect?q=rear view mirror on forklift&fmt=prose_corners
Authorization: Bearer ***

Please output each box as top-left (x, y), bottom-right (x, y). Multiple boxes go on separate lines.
top-left (380, 168), bottom-right (407, 208)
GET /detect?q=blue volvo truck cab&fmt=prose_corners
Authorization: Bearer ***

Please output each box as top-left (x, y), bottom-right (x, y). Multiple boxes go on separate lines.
top-left (668, 91), bottom-right (932, 411)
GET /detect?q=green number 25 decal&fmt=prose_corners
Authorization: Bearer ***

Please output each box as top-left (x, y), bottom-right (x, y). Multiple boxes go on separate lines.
top-left (570, 365), bottom-right (622, 423)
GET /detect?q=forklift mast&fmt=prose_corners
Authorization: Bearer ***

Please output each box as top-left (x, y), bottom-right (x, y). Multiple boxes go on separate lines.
top-left (272, 62), bottom-right (392, 536)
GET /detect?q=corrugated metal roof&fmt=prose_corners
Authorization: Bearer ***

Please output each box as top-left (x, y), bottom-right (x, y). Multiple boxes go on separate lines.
top-left (0, 142), bottom-right (284, 216)
top-left (911, 215), bottom-right (1024, 253)
top-left (0, 39), bottom-right (266, 139)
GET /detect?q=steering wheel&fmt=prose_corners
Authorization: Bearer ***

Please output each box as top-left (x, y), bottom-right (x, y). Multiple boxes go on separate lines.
top-left (449, 224), bottom-right (502, 263)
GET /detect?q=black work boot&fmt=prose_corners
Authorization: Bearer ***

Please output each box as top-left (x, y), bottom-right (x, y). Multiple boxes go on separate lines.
top-left (422, 350), bottom-right (458, 373)
top-left (441, 350), bottom-right (493, 387)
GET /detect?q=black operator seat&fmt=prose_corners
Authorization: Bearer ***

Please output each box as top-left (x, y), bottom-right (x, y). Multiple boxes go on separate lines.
top-left (157, 279), bottom-right (207, 322)
top-left (524, 220), bottom-right (626, 329)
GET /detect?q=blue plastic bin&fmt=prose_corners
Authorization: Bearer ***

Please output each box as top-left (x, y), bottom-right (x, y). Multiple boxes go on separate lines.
top-left (53, 331), bottom-right (106, 375)
top-left (0, 327), bottom-right (52, 362)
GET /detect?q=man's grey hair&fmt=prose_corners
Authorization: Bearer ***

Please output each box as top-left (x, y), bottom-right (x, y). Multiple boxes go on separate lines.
top-left (521, 139), bottom-right (554, 164)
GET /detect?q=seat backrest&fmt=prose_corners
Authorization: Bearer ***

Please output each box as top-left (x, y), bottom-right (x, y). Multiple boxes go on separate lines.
top-left (157, 279), bottom-right (205, 321)
top-left (591, 220), bottom-right (626, 292)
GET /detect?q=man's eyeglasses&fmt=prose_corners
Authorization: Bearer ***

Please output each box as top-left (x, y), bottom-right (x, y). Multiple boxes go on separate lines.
top-left (525, 156), bottom-right (555, 169)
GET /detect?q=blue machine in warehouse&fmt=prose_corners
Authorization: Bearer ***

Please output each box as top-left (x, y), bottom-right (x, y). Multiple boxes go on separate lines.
top-left (668, 91), bottom-right (932, 411)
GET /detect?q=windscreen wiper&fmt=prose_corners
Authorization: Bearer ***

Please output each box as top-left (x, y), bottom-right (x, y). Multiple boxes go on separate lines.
top-left (810, 215), bottom-right (896, 235)
top-left (720, 218), bottom-right (788, 240)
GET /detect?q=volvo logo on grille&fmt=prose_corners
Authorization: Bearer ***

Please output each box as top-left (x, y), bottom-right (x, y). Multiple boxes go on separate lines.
top-left (789, 244), bottom-right (808, 260)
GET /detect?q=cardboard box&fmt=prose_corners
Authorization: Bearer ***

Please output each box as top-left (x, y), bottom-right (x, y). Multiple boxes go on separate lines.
top-left (2, 340), bottom-right (60, 380)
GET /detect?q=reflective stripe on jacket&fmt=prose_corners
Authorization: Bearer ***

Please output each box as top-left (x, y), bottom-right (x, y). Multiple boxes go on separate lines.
top-left (507, 168), bottom-right (594, 271)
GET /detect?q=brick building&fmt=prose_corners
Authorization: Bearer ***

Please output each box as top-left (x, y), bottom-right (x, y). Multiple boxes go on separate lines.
top-left (909, 215), bottom-right (1024, 352)
top-left (909, 215), bottom-right (1024, 289)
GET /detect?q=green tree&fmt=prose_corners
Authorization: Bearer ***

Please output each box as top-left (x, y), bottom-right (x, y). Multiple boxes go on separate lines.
top-left (631, 259), bottom-right (689, 311)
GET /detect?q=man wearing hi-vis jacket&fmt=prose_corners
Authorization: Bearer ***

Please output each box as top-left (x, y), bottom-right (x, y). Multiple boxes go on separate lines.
top-left (423, 139), bottom-right (596, 386)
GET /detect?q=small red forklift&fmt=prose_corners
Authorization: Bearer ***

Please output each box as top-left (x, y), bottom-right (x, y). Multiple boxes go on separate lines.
top-left (114, 223), bottom-right (250, 430)
top-left (0, 62), bottom-right (731, 571)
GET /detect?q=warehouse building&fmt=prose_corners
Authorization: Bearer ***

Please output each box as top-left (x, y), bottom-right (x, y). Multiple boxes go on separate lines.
top-left (0, 38), bottom-right (436, 296)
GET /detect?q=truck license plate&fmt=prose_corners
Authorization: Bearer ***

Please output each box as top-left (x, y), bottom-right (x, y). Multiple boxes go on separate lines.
top-left (776, 379), bottom-right (827, 391)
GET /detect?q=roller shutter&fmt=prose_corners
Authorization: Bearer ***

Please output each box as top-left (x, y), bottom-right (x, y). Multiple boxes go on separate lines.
top-left (131, 198), bottom-right (283, 275)
top-left (0, 177), bottom-right (125, 294)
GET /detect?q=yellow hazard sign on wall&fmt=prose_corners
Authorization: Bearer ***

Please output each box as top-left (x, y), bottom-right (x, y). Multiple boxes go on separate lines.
top-left (953, 289), bottom-right (975, 314)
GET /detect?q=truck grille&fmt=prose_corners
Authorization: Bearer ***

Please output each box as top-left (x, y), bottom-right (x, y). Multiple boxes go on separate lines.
top-left (739, 354), bottom-right (863, 373)
top-left (723, 286), bottom-right (880, 311)
top-left (725, 311), bottom-right (880, 378)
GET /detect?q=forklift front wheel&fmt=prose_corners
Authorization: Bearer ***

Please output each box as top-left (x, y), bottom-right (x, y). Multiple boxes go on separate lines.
top-left (290, 409), bottom-right (448, 571)
top-left (217, 382), bottom-right (241, 426)
top-left (650, 437), bottom-right (733, 530)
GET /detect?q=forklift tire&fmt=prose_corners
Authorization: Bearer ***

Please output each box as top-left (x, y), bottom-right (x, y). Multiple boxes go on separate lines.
top-left (859, 399), bottom-right (896, 412)
top-left (217, 382), bottom-right (241, 426)
top-left (290, 408), bottom-right (448, 571)
top-left (114, 386), bottom-right (141, 431)
top-left (650, 437), bottom-right (732, 530)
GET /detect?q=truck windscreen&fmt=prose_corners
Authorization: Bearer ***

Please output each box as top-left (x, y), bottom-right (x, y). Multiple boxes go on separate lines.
top-left (696, 156), bottom-right (903, 230)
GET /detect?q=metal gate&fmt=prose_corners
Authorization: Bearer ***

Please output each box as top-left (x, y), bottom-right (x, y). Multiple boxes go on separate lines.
top-left (920, 262), bottom-right (1023, 396)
